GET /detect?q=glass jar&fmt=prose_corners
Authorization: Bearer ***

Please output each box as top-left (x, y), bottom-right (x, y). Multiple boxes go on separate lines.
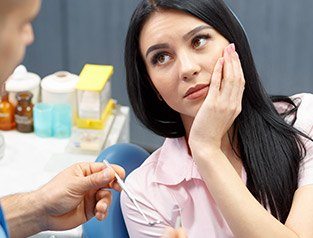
top-left (15, 91), bottom-right (34, 133)
top-left (0, 91), bottom-right (15, 130)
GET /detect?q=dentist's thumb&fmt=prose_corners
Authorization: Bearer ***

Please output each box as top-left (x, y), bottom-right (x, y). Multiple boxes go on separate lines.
top-left (162, 227), bottom-right (188, 238)
top-left (79, 167), bottom-right (115, 192)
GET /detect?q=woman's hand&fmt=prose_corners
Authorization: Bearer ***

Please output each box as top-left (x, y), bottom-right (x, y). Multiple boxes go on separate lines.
top-left (188, 43), bottom-right (245, 154)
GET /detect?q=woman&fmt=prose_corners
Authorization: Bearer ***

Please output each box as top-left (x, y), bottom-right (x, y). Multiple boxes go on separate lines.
top-left (121, 0), bottom-right (313, 237)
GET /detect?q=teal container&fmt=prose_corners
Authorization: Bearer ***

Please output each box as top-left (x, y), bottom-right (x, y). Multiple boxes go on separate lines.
top-left (33, 103), bottom-right (53, 137)
top-left (53, 104), bottom-right (72, 138)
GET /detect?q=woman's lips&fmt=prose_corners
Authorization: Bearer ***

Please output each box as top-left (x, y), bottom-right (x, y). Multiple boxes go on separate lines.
top-left (184, 84), bottom-right (209, 100)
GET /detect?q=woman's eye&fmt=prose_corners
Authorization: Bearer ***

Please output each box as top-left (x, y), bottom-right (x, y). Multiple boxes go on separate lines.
top-left (152, 53), bottom-right (171, 65)
top-left (192, 35), bottom-right (209, 49)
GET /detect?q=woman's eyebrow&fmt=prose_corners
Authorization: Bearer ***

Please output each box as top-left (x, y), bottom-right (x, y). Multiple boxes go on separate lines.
top-left (145, 25), bottom-right (212, 58)
top-left (183, 25), bottom-right (212, 41)
top-left (145, 43), bottom-right (170, 58)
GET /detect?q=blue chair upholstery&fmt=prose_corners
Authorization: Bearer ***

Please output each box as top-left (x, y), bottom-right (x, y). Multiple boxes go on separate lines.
top-left (0, 206), bottom-right (9, 238)
top-left (82, 143), bottom-right (150, 238)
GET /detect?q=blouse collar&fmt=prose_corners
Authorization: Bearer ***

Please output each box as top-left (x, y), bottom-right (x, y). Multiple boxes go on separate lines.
top-left (153, 137), bottom-right (203, 185)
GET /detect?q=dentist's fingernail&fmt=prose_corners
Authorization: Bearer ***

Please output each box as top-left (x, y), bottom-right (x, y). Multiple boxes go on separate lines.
top-left (103, 168), bottom-right (112, 181)
top-left (97, 213), bottom-right (105, 220)
top-left (103, 202), bottom-right (108, 211)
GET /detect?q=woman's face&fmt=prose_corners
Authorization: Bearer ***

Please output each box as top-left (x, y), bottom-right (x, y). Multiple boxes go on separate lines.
top-left (140, 10), bottom-right (229, 120)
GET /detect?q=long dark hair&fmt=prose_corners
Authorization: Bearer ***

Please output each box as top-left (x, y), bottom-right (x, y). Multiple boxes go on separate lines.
top-left (125, 0), bottom-right (310, 223)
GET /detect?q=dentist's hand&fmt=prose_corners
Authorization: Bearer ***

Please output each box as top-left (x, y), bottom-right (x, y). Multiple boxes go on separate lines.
top-left (189, 43), bottom-right (245, 154)
top-left (37, 162), bottom-right (125, 231)
top-left (163, 227), bottom-right (188, 238)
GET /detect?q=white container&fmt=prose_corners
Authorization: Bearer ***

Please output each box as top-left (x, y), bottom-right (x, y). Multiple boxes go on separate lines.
top-left (41, 71), bottom-right (79, 121)
top-left (5, 65), bottom-right (41, 105)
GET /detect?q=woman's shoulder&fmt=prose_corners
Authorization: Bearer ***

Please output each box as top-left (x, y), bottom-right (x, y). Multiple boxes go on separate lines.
top-left (274, 93), bottom-right (312, 111)
top-left (290, 92), bottom-right (313, 107)
top-left (124, 147), bottom-right (161, 187)
top-left (291, 93), bottom-right (313, 187)
top-left (291, 93), bottom-right (313, 133)
top-left (274, 93), bottom-right (313, 133)
top-left (124, 137), bottom-right (188, 188)
top-left (121, 141), bottom-right (179, 222)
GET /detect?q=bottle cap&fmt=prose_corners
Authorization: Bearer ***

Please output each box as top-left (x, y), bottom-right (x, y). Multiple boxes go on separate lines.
top-left (41, 71), bottom-right (78, 93)
top-left (5, 65), bottom-right (41, 92)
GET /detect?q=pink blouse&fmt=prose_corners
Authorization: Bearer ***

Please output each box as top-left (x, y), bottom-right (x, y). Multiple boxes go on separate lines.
top-left (121, 93), bottom-right (313, 237)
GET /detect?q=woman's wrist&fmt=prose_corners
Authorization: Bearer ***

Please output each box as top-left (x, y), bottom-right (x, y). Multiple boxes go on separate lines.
top-left (190, 139), bottom-right (222, 156)
top-left (190, 142), bottom-right (223, 163)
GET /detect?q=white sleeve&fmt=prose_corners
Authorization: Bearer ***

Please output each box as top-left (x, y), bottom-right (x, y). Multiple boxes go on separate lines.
top-left (120, 191), bottom-right (170, 238)
top-left (298, 126), bottom-right (313, 187)
top-left (293, 93), bottom-right (313, 187)
top-left (120, 167), bottom-right (175, 238)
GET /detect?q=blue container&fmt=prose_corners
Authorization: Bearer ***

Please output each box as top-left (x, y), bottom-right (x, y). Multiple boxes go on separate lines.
top-left (33, 103), bottom-right (53, 137)
top-left (53, 104), bottom-right (72, 138)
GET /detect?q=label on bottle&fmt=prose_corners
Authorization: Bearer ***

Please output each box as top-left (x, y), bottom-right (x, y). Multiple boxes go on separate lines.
top-left (14, 115), bottom-right (33, 125)
top-left (0, 113), bottom-right (10, 118)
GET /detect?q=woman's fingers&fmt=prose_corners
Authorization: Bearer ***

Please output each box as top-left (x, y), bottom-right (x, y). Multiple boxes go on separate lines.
top-left (208, 57), bottom-right (224, 99)
top-left (189, 43), bottom-right (245, 150)
top-left (230, 50), bottom-right (245, 114)
top-left (234, 52), bottom-right (245, 106)
top-left (221, 44), bottom-right (236, 94)
top-left (220, 44), bottom-right (244, 116)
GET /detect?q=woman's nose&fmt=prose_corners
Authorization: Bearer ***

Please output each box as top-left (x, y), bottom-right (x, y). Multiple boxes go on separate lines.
top-left (178, 51), bottom-right (201, 81)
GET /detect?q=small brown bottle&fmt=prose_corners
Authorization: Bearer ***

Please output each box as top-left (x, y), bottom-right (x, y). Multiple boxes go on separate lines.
top-left (15, 91), bottom-right (34, 133)
top-left (0, 91), bottom-right (15, 130)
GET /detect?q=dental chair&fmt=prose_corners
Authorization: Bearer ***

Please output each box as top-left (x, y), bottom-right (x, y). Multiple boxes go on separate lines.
top-left (82, 143), bottom-right (150, 238)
